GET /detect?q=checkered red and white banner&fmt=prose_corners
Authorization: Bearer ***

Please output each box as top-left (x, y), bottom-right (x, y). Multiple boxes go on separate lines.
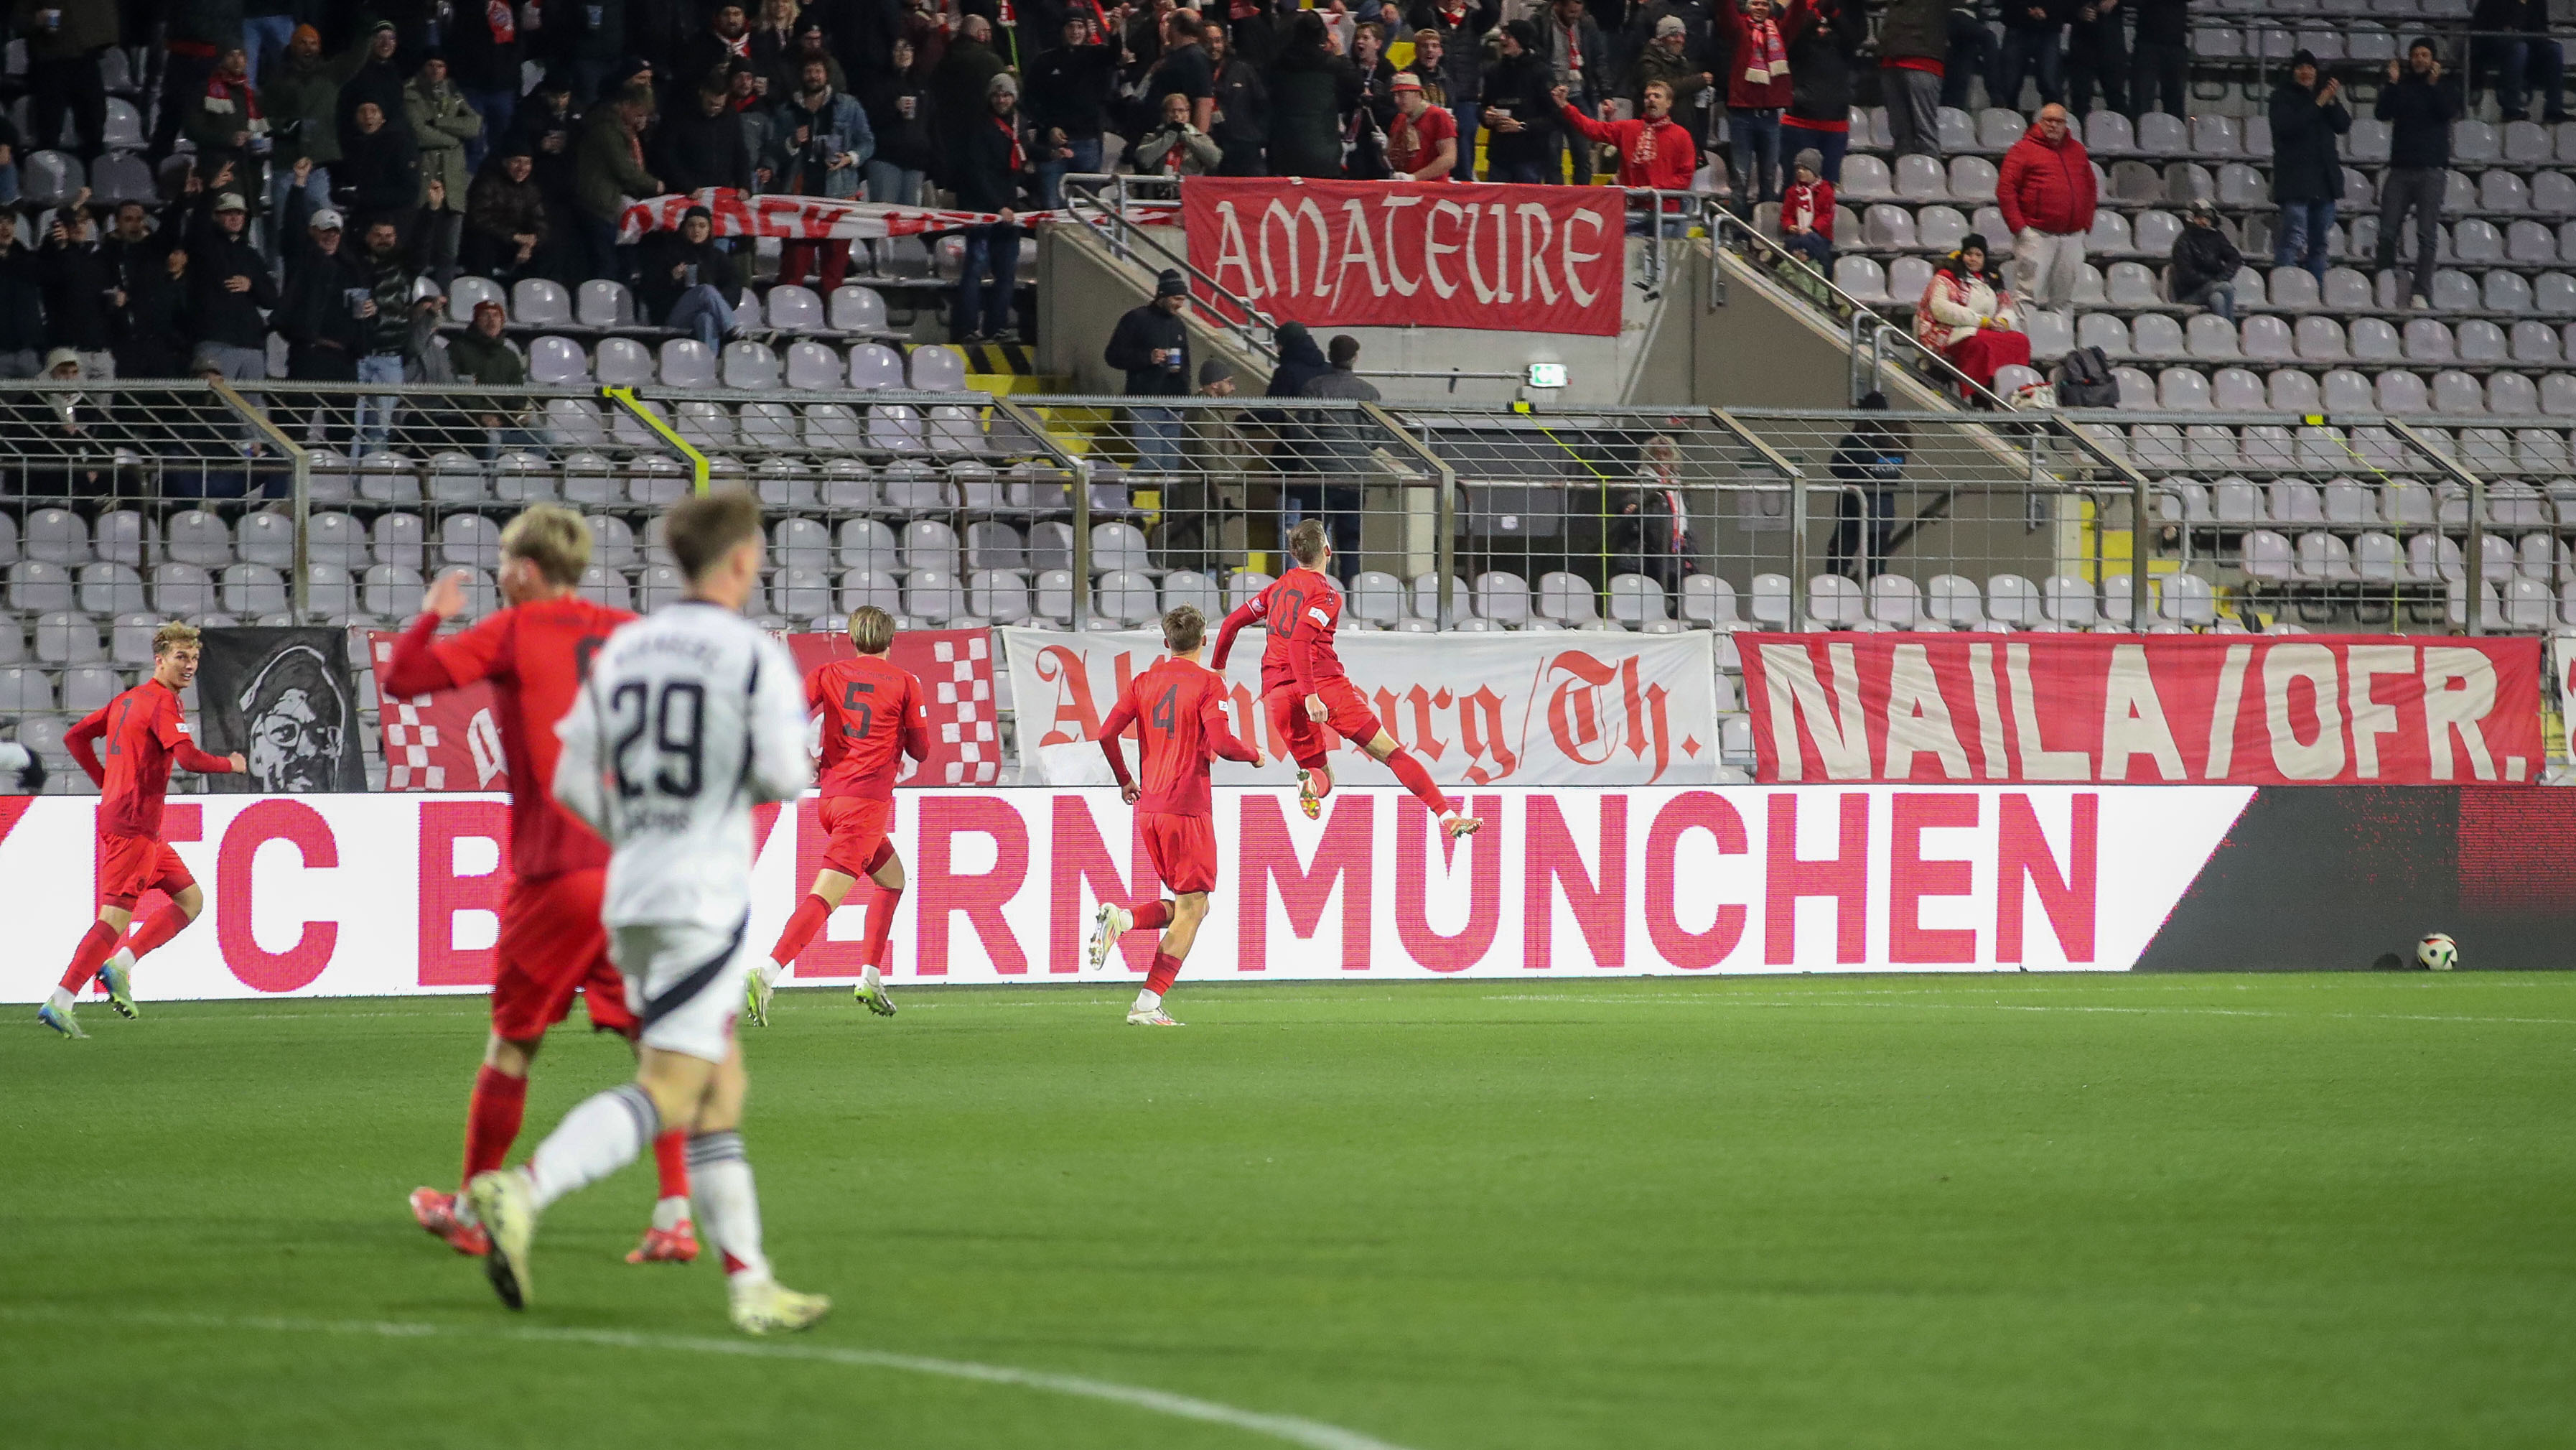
top-left (1737, 633), bottom-right (2547, 786)
top-left (372, 628), bottom-right (999, 791)
top-left (1000, 626), bottom-right (1725, 787)
top-left (616, 187), bottom-right (1177, 243)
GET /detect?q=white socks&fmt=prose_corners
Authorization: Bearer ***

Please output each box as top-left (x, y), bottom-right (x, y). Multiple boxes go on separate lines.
top-left (688, 1130), bottom-right (770, 1282)
top-left (1133, 989), bottom-right (1162, 1013)
top-left (46, 987), bottom-right (73, 1013)
top-left (753, 960), bottom-right (782, 990)
top-left (526, 1083), bottom-right (658, 1211)
top-left (651, 1194), bottom-right (693, 1231)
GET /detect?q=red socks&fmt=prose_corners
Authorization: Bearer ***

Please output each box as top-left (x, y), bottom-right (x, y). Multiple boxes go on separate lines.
top-left (1131, 899), bottom-right (1174, 931)
top-left (653, 1128), bottom-right (691, 1205)
top-left (769, 893), bottom-right (833, 967)
top-left (1145, 951), bottom-right (1184, 995)
top-left (860, 884), bottom-right (903, 967)
top-left (122, 902), bottom-right (192, 962)
top-left (462, 1064), bottom-right (529, 1185)
top-left (57, 921), bottom-right (120, 993)
top-left (1384, 748), bottom-right (1452, 817)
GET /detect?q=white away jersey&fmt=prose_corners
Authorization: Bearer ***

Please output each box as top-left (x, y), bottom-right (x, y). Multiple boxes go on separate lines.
top-left (553, 599), bottom-right (811, 932)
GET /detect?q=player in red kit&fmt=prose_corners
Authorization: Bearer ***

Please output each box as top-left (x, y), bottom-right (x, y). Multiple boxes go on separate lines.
top-left (383, 506), bottom-right (698, 1265)
top-left (752, 605), bottom-right (928, 1024)
top-left (38, 623), bottom-right (244, 1038)
top-left (1210, 519), bottom-right (1483, 838)
top-left (1086, 605), bottom-right (1264, 1026)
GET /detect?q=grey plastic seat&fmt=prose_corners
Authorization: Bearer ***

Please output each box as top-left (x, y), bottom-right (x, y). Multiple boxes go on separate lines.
top-left (763, 284), bottom-right (825, 333)
top-left (1887, 256), bottom-right (1937, 306)
top-left (2534, 171), bottom-right (2576, 214)
top-left (2089, 211), bottom-right (2134, 253)
top-left (2114, 366), bottom-right (2159, 409)
top-left (848, 343), bottom-right (906, 391)
top-left (2428, 370), bottom-right (2484, 413)
top-left (1839, 154), bottom-right (1892, 200)
top-left (2376, 370), bottom-right (2433, 414)
top-left (829, 284), bottom-right (889, 333)
top-left (2132, 209), bottom-right (2182, 255)
top-left (2211, 369), bottom-right (2266, 412)
top-left (1948, 155), bottom-right (1998, 202)
top-left (1894, 152), bottom-right (1949, 200)
top-left (1474, 572), bottom-right (1532, 626)
top-left (2402, 318), bottom-right (2457, 362)
top-left (2084, 109), bottom-right (2134, 154)
top-left (513, 279), bottom-right (573, 327)
top-left (969, 570), bottom-right (1032, 624)
top-left (2488, 372), bottom-right (2541, 416)
top-left (2321, 267), bottom-right (2373, 310)
top-left (2484, 271), bottom-right (2534, 314)
top-left (2187, 313), bottom-right (2241, 359)
top-left (2460, 320), bottom-right (2511, 365)
top-left (1861, 204), bottom-right (1916, 249)
top-left (1834, 256), bottom-right (1889, 303)
top-left (2132, 313), bottom-right (2187, 359)
top-left (2349, 317), bottom-right (2402, 361)
top-left (1936, 106), bottom-right (1975, 152)
top-left (783, 340), bottom-right (844, 389)
top-left (2268, 266), bottom-right (2320, 309)
top-left (577, 279), bottom-right (633, 328)
top-left (721, 340), bottom-right (781, 389)
top-left (2106, 260), bottom-right (2161, 307)
top-left (2267, 369), bottom-right (2323, 412)
top-left (2241, 315), bottom-right (2295, 361)
top-left (2078, 313), bottom-right (2133, 356)
top-left (2022, 308), bottom-right (2074, 360)
top-left (2455, 216), bottom-right (2507, 261)
top-left (1916, 205), bottom-right (1968, 254)
top-left (2509, 219), bottom-right (2559, 264)
top-left (2540, 273), bottom-right (2576, 315)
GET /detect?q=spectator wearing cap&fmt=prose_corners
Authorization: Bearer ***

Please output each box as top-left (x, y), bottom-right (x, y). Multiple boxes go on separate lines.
top-left (14, 0), bottom-right (118, 163)
top-left (2168, 199), bottom-right (2243, 321)
top-left (266, 24), bottom-right (369, 226)
top-left (1405, 1), bottom-right (1497, 179)
top-left (0, 211), bottom-right (45, 378)
top-left (449, 0), bottom-right (525, 166)
top-left (948, 71), bottom-right (1032, 345)
top-left (465, 141), bottom-right (554, 283)
top-left (1719, 0), bottom-right (1801, 203)
top-left (1027, 14), bottom-right (1121, 205)
top-left (274, 204), bottom-right (368, 436)
top-left (2375, 39), bottom-right (2457, 307)
top-left (1384, 73), bottom-right (1459, 181)
top-left (637, 205), bottom-right (742, 352)
top-left (1779, 148), bottom-right (1836, 264)
top-left (1198, 359), bottom-right (1236, 396)
top-left (1783, 0), bottom-right (1865, 185)
top-left (184, 190), bottom-right (276, 381)
top-left (1913, 232), bottom-right (2028, 395)
top-left (1554, 76), bottom-right (1694, 228)
top-left (2471, 0), bottom-right (2567, 123)
top-left (1634, 15), bottom-right (1712, 128)
top-left (449, 298), bottom-right (528, 389)
top-left (505, 68), bottom-right (582, 217)
top-left (35, 206), bottom-right (116, 378)
top-left (1480, 19), bottom-right (1559, 185)
top-left (1106, 269), bottom-right (1193, 468)
top-left (2268, 48), bottom-right (2348, 283)
top-left (406, 53), bottom-right (483, 281)
top-left (575, 85), bottom-right (660, 282)
top-left (1997, 102), bottom-right (2096, 310)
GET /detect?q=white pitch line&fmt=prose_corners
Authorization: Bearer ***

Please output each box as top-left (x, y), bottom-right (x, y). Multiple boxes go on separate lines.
top-left (0, 1306), bottom-right (1419, 1450)
top-left (1477, 993), bottom-right (2576, 1028)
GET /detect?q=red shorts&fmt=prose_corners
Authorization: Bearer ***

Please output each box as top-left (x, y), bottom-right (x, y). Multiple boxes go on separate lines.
top-left (98, 833), bottom-right (194, 908)
top-left (1267, 677), bottom-right (1384, 770)
top-left (1139, 811), bottom-right (1219, 896)
top-left (818, 795), bottom-right (896, 880)
top-left (490, 868), bottom-right (635, 1041)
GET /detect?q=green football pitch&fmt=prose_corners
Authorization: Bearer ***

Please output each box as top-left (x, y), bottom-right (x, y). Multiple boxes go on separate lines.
top-left (4, 972), bottom-right (2571, 1450)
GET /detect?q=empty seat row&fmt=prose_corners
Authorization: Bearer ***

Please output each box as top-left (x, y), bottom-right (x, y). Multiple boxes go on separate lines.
top-left (452, 277), bottom-right (890, 336)
top-left (523, 335), bottom-right (965, 393)
top-left (2160, 475), bottom-right (2572, 531)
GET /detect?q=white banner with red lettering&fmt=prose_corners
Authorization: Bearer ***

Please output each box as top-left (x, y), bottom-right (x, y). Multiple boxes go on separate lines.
top-left (371, 628), bottom-right (1000, 791)
top-left (0, 784), bottom-right (2257, 1001)
top-left (1001, 626), bottom-right (1722, 787)
top-left (1737, 633), bottom-right (2545, 786)
top-left (1181, 177), bottom-right (1625, 337)
top-left (616, 187), bottom-right (1175, 243)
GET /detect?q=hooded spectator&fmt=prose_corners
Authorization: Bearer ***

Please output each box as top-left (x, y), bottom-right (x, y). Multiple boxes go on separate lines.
top-left (335, 100), bottom-right (425, 228)
top-left (1269, 11), bottom-right (1359, 178)
top-left (2168, 199), bottom-right (2243, 321)
top-left (1027, 14), bottom-right (1121, 204)
top-left (2268, 49), bottom-right (2349, 282)
top-left (1265, 320), bottom-right (1331, 398)
top-left (1826, 393), bottom-right (1908, 578)
top-left (1480, 19), bottom-right (1558, 184)
top-left (1997, 103), bottom-right (2096, 309)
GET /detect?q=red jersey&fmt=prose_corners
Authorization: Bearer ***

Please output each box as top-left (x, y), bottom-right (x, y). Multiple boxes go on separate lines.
top-left (1098, 656), bottom-right (1259, 817)
top-left (810, 653), bottom-right (930, 801)
top-left (382, 596), bottom-right (635, 880)
top-left (1386, 105), bottom-right (1457, 179)
top-left (65, 678), bottom-right (236, 838)
top-left (1210, 567), bottom-right (1347, 697)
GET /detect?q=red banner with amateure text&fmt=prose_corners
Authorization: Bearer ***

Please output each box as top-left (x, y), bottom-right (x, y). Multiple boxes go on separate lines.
top-left (1180, 177), bottom-right (1625, 337)
top-left (1736, 633), bottom-right (2545, 786)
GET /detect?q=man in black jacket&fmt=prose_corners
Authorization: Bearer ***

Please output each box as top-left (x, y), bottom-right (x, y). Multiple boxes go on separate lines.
top-left (948, 72), bottom-right (1031, 343)
top-left (2374, 39), bottom-right (2455, 306)
top-left (1026, 14), bottom-right (1119, 206)
top-left (2470, 0), bottom-right (2567, 122)
top-left (2167, 199), bottom-right (2242, 320)
top-left (1104, 270), bottom-right (1192, 471)
top-left (1482, 21), bottom-right (1560, 184)
top-left (37, 208), bottom-right (117, 378)
top-left (100, 201), bottom-right (186, 379)
top-left (185, 192), bottom-right (277, 381)
top-left (656, 74), bottom-right (755, 193)
top-left (2064, 0), bottom-right (2127, 117)
top-left (2127, 0), bottom-right (2189, 119)
top-left (1208, 24), bottom-right (1270, 177)
top-left (0, 212), bottom-right (45, 378)
top-left (2267, 50), bottom-right (2348, 282)
top-left (1994, 0), bottom-right (2066, 111)
top-left (338, 101), bottom-right (426, 224)
top-left (272, 205), bottom-right (369, 446)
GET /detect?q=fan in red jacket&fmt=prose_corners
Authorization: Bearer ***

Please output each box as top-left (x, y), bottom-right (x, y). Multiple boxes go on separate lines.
top-left (1555, 79), bottom-right (1696, 231)
top-left (1995, 103), bottom-right (2098, 310)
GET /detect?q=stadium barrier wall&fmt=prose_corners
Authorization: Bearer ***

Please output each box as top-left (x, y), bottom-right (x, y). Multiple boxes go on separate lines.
top-left (10, 784), bottom-right (2565, 1005)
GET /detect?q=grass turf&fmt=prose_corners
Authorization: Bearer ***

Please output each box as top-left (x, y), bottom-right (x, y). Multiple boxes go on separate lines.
top-left (2, 972), bottom-right (2572, 1450)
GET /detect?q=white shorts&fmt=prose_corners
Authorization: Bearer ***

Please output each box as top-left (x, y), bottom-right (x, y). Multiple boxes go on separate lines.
top-left (611, 917), bottom-right (752, 1064)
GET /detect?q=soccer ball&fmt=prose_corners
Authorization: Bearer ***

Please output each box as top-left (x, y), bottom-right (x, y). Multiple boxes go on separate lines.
top-left (2417, 933), bottom-right (2459, 971)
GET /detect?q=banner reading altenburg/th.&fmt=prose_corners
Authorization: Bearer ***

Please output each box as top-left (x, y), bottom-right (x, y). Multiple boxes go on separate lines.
top-left (1181, 177), bottom-right (1626, 337)
top-left (1737, 633), bottom-right (2544, 786)
top-left (196, 628), bottom-right (368, 793)
top-left (1004, 626), bottom-right (1722, 787)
